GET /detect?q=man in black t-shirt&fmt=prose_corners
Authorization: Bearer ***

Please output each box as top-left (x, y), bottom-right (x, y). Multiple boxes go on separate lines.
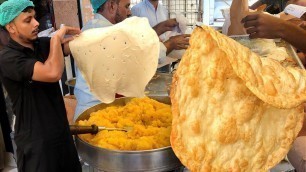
top-left (0, 0), bottom-right (81, 171)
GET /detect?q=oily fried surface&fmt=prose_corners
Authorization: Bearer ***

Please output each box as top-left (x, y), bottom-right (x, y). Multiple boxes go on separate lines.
top-left (170, 26), bottom-right (304, 172)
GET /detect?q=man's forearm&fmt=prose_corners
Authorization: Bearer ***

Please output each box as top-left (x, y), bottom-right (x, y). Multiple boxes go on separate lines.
top-left (46, 36), bottom-right (65, 79)
top-left (279, 22), bottom-right (306, 53)
top-left (153, 24), bottom-right (164, 36)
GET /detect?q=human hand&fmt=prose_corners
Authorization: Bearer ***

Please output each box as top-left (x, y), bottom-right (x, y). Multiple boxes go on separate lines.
top-left (241, 13), bottom-right (285, 39)
top-left (168, 34), bottom-right (190, 50)
top-left (54, 26), bottom-right (81, 44)
top-left (299, 21), bottom-right (306, 30)
top-left (162, 18), bottom-right (178, 30)
top-left (153, 18), bottom-right (178, 36)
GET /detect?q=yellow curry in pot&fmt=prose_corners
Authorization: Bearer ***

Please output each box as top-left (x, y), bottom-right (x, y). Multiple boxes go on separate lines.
top-left (78, 97), bottom-right (172, 151)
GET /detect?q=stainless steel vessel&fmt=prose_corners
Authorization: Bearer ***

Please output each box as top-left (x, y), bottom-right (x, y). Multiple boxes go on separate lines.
top-left (75, 96), bottom-right (183, 172)
top-left (230, 35), bottom-right (305, 69)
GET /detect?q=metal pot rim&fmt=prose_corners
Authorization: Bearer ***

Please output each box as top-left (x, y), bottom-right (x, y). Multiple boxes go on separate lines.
top-left (76, 135), bottom-right (172, 153)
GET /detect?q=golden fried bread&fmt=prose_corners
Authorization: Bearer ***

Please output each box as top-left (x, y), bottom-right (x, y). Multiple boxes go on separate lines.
top-left (170, 26), bottom-right (304, 171)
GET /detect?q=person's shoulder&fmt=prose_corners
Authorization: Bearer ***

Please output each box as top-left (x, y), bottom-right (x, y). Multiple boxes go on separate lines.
top-left (0, 48), bottom-right (9, 63)
top-left (82, 19), bottom-right (100, 31)
top-left (82, 20), bottom-right (110, 31)
top-left (0, 46), bottom-right (21, 58)
top-left (131, 2), bottom-right (145, 12)
top-left (133, 1), bottom-right (145, 8)
top-left (0, 47), bottom-right (22, 66)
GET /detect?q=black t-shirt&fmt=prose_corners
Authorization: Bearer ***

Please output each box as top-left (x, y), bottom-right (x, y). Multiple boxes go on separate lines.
top-left (0, 38), bottom-right (70, 147)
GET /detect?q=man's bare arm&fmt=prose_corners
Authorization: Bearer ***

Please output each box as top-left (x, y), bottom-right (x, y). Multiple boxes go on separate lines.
top-left (32, 26), bottom-right (81, 82)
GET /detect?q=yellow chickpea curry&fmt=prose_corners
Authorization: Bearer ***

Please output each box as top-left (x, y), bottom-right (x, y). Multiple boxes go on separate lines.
top-left (78, 97), bottom-right (172, 151)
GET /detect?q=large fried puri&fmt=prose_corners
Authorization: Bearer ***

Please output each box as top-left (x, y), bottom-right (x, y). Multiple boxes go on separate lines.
top-left (170, 26), bottom-right (305, 171)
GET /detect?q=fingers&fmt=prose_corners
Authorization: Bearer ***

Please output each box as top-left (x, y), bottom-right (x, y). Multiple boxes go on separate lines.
top-left (62, 36), bottom-right (75, 44)
top-left (181, 38), bottom-right (189, 44)
top-left (169, 18), bottom-right (177, 22)
top-left (245, 27), bottom-right (258, 35)
top-left (165, 26), bottom-right (174, 32)
top-left (173, 34), bottom-right (190, 40)
top-left (249, 32), bottom-right (260, 39)
top-left (177, 43), bottom-right (189, 49)
top-left (62, 26), bottom-right (81, 35)
top-left (165, 18), bottom-right (178, 27)
top-left (181, 34), bottom-right (191, 38)
top-left (169, 18), bottom-right (178, 25)
top-left (174, 39), bottom-right (189, 49)
top-left (299, 22), bottom-right (306, 30)
top-left (54, 26), bottom-right (81, 44)
top-left (171, 41), bottom-right (189, 49)
top-left (243, 20), bottom-right (258, 28)
top-left (241, 14), bottom-right (259, 24)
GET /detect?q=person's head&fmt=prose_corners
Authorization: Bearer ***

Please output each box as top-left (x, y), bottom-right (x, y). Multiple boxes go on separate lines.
top-left (91, 0), bottom-right (131, 24)
top-left (0, 0), bottom-right (38, 44)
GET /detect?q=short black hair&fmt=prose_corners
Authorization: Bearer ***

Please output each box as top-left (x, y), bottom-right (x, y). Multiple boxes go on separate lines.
top-left (22, 6), bottom-right (34, 13)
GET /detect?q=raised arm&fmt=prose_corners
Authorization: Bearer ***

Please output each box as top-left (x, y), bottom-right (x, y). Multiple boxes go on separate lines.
top-left (32, 26), bottom-right (80, 82)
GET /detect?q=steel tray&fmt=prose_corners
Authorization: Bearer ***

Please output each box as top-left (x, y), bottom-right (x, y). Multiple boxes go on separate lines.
top-left (229, 35), bottom-right (305, 69)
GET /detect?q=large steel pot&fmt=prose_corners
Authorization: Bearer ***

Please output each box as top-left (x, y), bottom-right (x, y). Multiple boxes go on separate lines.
top-left (75, 96), bottom-right (182, 172)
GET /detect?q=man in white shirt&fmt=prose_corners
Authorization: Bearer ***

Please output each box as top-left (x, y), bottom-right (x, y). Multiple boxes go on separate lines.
top-left (132, 0), bottom-right (168, 35)
top-left (131, 0), bottom-right (190, 61)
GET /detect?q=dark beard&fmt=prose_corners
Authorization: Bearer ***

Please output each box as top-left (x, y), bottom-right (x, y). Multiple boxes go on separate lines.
top-left (18, 34), bottom-right (37, 43)
top-left (16, 28), bottom-right (38, 44)
top-left (114, 9), bottom-right (123, 23)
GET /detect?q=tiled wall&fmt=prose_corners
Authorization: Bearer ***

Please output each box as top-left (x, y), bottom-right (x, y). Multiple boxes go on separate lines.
top-left (164, 0), bottom-right (203, 25)
top-left (53, 0), bottom-right (80, 29)
top-left (80, 0), bottom-right (94, 26)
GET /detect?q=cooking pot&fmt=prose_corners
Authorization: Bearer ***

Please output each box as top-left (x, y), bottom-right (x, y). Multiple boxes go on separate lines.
top-left (74, 96), bottom-right (182, 172)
